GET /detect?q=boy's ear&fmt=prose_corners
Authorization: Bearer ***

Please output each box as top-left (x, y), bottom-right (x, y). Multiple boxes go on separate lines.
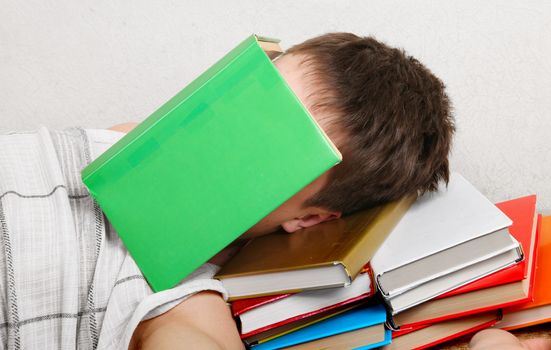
top-left (281, 211), bottom-right (342, 233)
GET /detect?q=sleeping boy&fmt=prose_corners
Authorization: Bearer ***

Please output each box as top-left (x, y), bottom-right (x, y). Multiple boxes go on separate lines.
top-left (0, 32), bottom-right (455, 349)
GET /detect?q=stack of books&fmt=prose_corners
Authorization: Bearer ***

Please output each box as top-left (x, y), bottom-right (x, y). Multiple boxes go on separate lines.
top-left (380, 187), bottom-right (541, 349)
top-left (385, 211), bottom-right (548, 350)
top-left (215, 173), bottom-right (545, 349)
top-left (215, 195), bottom-right (415, 349)
top-left (80, 33), bottom-right (549, 348)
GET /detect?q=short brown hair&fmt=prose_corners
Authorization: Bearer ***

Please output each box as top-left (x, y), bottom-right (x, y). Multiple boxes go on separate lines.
top-left (286, 32), bottom-right (455, 215)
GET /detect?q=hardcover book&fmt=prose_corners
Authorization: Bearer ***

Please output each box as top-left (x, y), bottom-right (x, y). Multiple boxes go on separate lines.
top-left (216, 196), bottom-right (415, 299)
top-left (236, 272), bottom-right (375, 339)
top-left (389, 196), bottom-right (539, 329)
top-left (81, 34), bottom-right (342, 291)
top-left (251, 304), bottom-right (390, 350)
top-left (384, 311), bottom-right (501, 350)
top-left (499, 215), bottom-right (551, 330)
top-left (243, 305), bottom-right (358, 346)
top-left (438, 195), bottom-right (536, 298)
top-left (371, 173), bottom-right (520, 314)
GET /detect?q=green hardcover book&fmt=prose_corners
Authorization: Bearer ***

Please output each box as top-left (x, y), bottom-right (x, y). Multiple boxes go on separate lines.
top-left (81, 34), bottom-right (342, 292)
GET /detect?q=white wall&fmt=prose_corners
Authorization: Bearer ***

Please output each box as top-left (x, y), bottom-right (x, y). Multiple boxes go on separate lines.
top-left (1, 0), bottom-right (550, 211)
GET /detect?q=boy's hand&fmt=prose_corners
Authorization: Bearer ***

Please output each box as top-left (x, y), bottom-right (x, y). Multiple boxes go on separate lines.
top-left (470, 329), bottom-right (551, 350)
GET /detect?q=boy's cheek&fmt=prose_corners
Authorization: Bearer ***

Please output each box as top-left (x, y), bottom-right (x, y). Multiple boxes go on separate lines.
top-left (239, 226), bottom-right (276, 240)
top-left (241, 216), bottom-right (282, 239)
top-left (208, 241), bottom-right (247, 266)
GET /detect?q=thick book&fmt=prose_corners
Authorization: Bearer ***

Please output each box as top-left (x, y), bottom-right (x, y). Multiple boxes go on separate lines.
top-left (251, 304), bottom-right (390, 350)
top-left (231, 264), bottom-right (373, 316)
top-left (438, 262), bottom-right (525, 298)
top-left (383, 311), bottom-right (501, 350)
top-left (499, 215), bottom-right (551, 330)
top-left (235, 272), bottom-right (375, 339)
top-left (438, 195), bottom-right (535, 298)
top-left (388, 196), bottom-right (539, 329)
top-left (371, 173), bottom-right (519, 314)
top-left (216, 196), bottom-right (414, 299)
top-left (80, 34), bottom-right (342, 291)
top-left (243, 305), bottom-right (359, 346)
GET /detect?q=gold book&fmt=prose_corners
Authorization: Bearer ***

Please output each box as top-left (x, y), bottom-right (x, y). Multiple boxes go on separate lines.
top-left (216, 195), bottom-right (415, 300)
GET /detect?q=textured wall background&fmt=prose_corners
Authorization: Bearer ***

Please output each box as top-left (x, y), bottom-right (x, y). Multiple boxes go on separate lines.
top-left (1, 1), bottom-right (550, 210)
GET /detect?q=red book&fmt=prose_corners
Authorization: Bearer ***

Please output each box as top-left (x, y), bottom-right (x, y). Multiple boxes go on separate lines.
top-left (233, 271), bottom-right (375, 339)
top-left (232, 293), bottom-right (292, 317)
top-left (231, 264), bottom-right (374, 316)
top-left (389, 195), bottom-right (540, 329)
top-left (439, 263), bottom-right (525, 298)
top-left (387, 311), bottom-right (501, 350)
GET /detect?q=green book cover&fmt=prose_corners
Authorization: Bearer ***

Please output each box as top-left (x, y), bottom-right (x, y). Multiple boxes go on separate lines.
top-left (81, 34), bottom-right (342, 292)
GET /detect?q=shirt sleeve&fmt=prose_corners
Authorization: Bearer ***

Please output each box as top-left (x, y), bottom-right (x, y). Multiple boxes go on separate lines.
top-left (141, 263), bottom-right (229, 320)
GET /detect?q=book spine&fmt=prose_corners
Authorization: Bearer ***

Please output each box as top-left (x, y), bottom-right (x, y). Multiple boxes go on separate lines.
top-left (340, 195), bottom-right (417, 282)
top-left (240, 294), bottom-right (371, 338)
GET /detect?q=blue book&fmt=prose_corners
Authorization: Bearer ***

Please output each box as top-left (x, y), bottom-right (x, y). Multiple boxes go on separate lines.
top-left (252, 304), bottom-right (390, 350)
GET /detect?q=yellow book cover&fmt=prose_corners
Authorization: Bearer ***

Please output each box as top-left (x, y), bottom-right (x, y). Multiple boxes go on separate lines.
top-left (216, 195), bottom-right (415, 299)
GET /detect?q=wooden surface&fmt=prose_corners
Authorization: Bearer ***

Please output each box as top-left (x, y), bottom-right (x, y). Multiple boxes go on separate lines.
top-left (440, 322), bottom-right (551, 349)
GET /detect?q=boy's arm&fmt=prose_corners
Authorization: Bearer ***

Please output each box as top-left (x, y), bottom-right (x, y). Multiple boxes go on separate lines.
top-left (130, 291), bottom-right (245, 350)
top-left (127, 240), bottom-right (245, 350)
top-left (131, 245), bottom-right (245, 350)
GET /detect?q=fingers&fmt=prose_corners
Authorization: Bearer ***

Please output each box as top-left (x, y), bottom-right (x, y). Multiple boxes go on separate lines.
top-left (522, 338), bottom-right (551, 350)
top-left (470, 329), bottom-right (525, 349)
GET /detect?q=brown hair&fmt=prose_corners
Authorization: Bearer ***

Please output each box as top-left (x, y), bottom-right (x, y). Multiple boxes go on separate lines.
top-left (285, 32), bottom-right (455, 215)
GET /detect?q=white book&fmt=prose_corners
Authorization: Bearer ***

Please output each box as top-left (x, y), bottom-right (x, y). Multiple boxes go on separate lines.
top-left (371, 173), bottom-right (518, 313)
top-left (379, 228), bottom-right (520, 298)
top-left (239, 273), bottom-right (372, 336)
top-left (387, 245), bottom-right (521, 314)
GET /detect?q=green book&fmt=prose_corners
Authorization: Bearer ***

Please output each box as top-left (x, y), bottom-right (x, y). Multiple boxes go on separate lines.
top-left (81, 34), bottom-right (342, 292)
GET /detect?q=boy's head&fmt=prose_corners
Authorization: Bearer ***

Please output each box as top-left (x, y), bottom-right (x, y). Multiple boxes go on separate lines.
top-left (244, 32), bottom-right (455, 238)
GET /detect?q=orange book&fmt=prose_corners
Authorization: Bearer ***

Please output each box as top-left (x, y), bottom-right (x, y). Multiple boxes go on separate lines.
top-left (499, 215), bottom-right (551, 330)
